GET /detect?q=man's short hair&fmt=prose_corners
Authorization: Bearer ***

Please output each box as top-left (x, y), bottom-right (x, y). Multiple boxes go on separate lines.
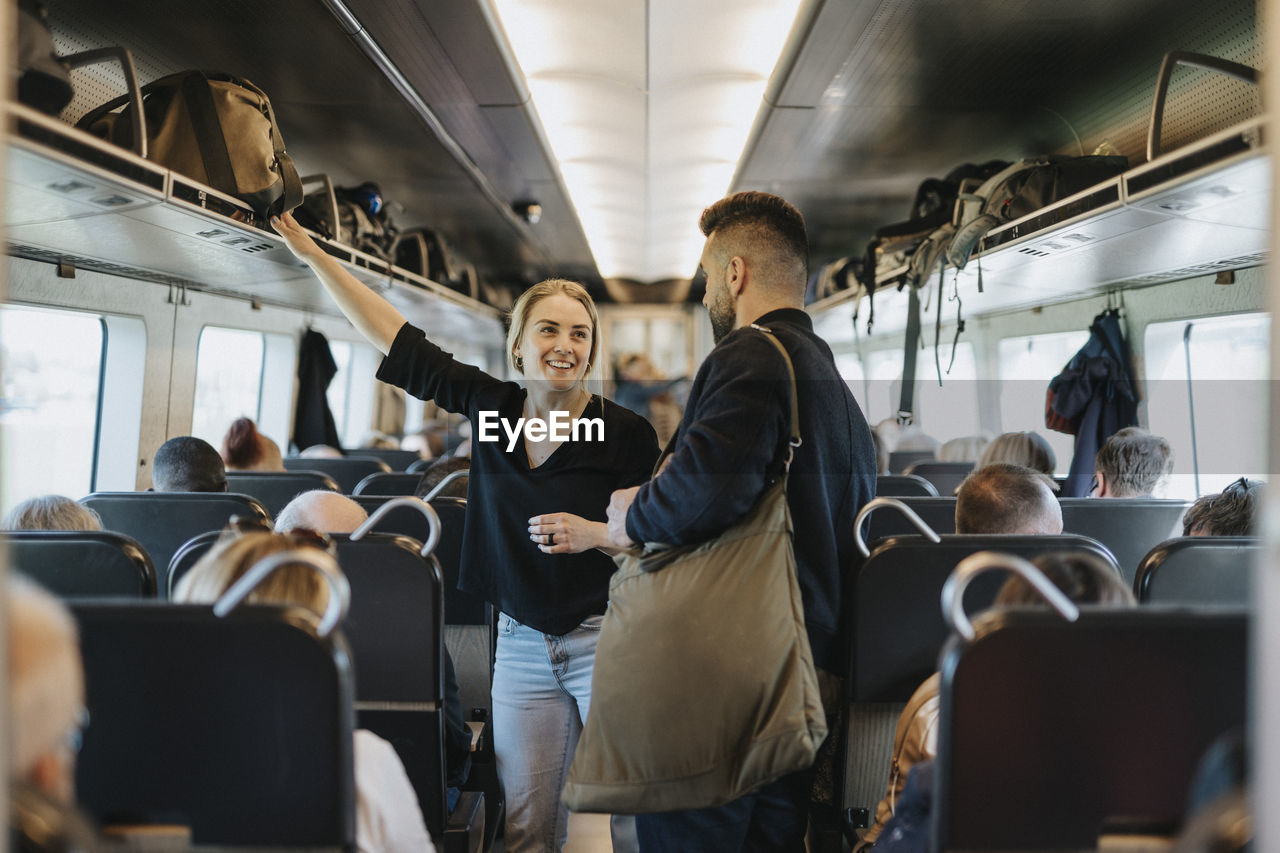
top-left (152, 436), bottom-right (228, 492)
top-left (8, 574), bottom-right (84, 786)
top-left (698, 191), bottom-right (809, 286)
top-left (956, 463), bottom-right (1063, 535)
top-left (1182, 477), bottom-right (1263, 536)
top-left (414, 457), bottom-right (470, 500)
top-left (1094, 428), bottom-right (1174, 497)
top-left (274, 490), bottom-right (368, 534)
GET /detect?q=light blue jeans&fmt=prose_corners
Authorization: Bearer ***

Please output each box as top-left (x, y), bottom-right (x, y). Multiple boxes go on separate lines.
top-left (493, 612), bottom-right (636, 853)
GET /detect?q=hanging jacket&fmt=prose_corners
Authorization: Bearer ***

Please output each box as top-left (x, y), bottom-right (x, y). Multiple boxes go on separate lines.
top-left (1046, 309), bottom-right (1138, 496)
top-left (293, 328), bottom-right (343, 452)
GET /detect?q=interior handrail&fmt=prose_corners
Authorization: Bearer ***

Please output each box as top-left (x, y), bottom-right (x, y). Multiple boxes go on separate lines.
top-left (942, 551), bottom-right (1079, 642)
top-left (423, 469), bottom-right (468, 502)
top-left (853, 496), bottom-right (942, 558)
top-left (1147, 50), bottom-right (1260, 161)
top-left (213, 548), bottom-right (350, 637)
top-left (351, 496), bottom-right (442, 558)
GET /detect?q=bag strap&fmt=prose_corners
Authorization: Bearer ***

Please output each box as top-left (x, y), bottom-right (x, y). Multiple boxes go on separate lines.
top-left (235, 75), bottom-right (304, 213)
top-left (897, 286), bottom-right (921, 424)
top-left (180, 72), bottom-right (239, 194)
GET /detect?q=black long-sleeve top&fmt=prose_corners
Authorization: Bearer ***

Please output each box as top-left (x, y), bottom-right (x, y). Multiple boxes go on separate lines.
top-left (625, 309), bottom-right (877, 671)
top-left (377, 323), bottom-right (659, 634)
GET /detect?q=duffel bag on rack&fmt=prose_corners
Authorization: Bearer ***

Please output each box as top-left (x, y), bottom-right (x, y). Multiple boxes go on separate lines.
top-left (77, 70), bottom-right (302, 218)
top-left (393, 228), bottom-right (479, 299)
top-left (295, 177), bottom-right (397, 261)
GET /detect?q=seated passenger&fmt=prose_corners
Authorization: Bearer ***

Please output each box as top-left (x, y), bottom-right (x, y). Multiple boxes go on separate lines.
top-left (152, 436), bottom-right (228, 492)
top-left (937, 434), bottom-right (990, 464)
top-left (300, 444), bottom-right (344, 459)
top-left (172, 531), bottom-right (436, 853)
top-left (274, 490), bottom-right (368, 534)
top-left (955, 463), bottom-right (1062, 535)
top-left (1091, 427), bottom-right (1173, 498)
top-left (2, 495), bottom-right (102, 531)
top-left (975, 430), bottom-right (1056, 478)
top-left (858, 552), bottom-right (1134, 851)
top-left (1182, 477), bottom-right (1264, 536)
top-left (220, 417), bottom-right (285, 472)
top-left (414, 457), bottom-right (470, 500)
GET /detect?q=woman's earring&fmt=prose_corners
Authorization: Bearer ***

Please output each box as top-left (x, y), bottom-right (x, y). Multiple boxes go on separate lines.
top-left (514, 354), bottom-right (523, 370)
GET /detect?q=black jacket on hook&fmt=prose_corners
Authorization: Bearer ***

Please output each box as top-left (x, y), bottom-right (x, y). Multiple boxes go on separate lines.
top-left (293, 328), bottom-right (343, 453)
top-left (1046, 309), bottom-right (1139, 496)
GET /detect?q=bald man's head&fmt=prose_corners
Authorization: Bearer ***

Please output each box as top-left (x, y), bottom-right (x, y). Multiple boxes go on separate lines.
top-left (274, 490), bottom-right (368, 534)
top-left (955, 464), bottom-right (1063, 535)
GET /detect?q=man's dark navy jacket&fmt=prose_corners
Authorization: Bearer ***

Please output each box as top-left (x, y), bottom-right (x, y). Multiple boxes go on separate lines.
top-left (626, 307), bottom-right (877, 672)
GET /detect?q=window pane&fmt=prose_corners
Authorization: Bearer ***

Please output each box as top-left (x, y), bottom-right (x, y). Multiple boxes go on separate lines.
top-left (998, 331), bottom-right (1090, 476)
top-left (1144, 312), bottom-right (1269, 498)
top-left (327, 340), bottom-right (353, 447)
top-left (192, 327), bottom-right (264, 449)
top-left (0, 306), bottom-right (103, 510)
top-left (860, 342), bottom-right (979, 439)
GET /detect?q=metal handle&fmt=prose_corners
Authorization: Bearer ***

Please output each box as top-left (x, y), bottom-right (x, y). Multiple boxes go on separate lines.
top-left (942, 551), bottom-right (1079, 642)
top-left (1147, 51), bottom-right (1259, 161)
top-left (299, 174), bottom-right (340, 240)
top-left (213, 548), bottom-right (350, 637)
top-left (63, 47), bottom-right (147, 158)
top-left (423, 469), bottom-right (468, 502)
top-left (351, 496), bottom-right (442, 558)
top-left (853, 496), bottom-right (941, 558)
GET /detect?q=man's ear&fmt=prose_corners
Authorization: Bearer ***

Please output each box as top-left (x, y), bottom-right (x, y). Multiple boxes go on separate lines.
top-left (1095, 471), bottom-right (1110, 497)
top-left (725, 256), bottom-right (747, 298)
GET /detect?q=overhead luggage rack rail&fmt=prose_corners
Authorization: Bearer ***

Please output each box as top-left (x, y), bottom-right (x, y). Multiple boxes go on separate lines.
top-left (807, 114), bottom-right (1269, 334)
top-left (3, 102), bottom-right (503, 338)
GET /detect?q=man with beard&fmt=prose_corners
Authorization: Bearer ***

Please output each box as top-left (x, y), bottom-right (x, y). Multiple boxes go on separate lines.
top-left (606, 191), bottom-right (877, 850)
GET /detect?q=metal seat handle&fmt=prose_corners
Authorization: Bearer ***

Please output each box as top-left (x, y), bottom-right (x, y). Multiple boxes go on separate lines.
top-left (351, 496), bottom-right (442, 558)
top-left (942, 551), bottom-right (1080, 642)
top-left (853, 496), bottom-right (942, 558)
top-left (213, 548), bottom-right (350, 637)
top-left (1147, 51), bottom-right (1260, 161)
top-left (422, 469), bottom-right (468, 502)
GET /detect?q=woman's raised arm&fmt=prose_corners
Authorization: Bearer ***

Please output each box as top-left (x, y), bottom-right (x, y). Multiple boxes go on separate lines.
top-left (272, 211), bottom-right (406, 355)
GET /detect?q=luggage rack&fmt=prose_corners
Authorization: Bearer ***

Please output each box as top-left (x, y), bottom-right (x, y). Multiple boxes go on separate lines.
top-left (3, 102), bottom-right (503, 342)
top-left (808, 115), bottom-right (1269, 336)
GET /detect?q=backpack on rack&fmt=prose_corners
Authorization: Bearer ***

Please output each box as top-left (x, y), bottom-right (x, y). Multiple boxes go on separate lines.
top-left (76, 70), bottom-right (303, 219)
top-left (945, 154), bottom-right (1129, 270)
top-left (392, 228), bottom-right (479, 299)
top-left (295, 177), bottom-right (397, 261)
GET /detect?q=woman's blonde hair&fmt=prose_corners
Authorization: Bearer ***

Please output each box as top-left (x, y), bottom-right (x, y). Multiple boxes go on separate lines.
top-left (172, 531), bottom-right (332, 615)
top-left (1, 495), bottom-right (102, 531)
top-left (977, 431), bottom-right (1056, 476)
top-left (504, 279), bottom-right (599, 379)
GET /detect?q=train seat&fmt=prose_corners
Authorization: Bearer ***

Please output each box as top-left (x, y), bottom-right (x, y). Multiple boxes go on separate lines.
top-left (1059, 498), bottom-right (1189, 586)
top-left (80, 492), bottom-right (269, 597)
top-left (887, 450), bottom-right (936, 474)
top-left (225, 470), bottom-right (340, 517)
top-left (352, 471), bottom-right (422, 496)
top-left (841, 533), bottom-right (1120, 828)
top-left (70, 601), bottom-right (356, 848)
top-left (903, 461), bottom-right (974, 496)
top-left (934, 608), bottom-right (1247, 850)
top-left (283, 456), bottom-right (391, 493)
top-left (350, 448), bottom-right (424, 471)
top-left (1134, 536), bottom-right (1257, 605)
top-left (3, 530), bottom-right (157, 598)
top-left (862, 496), bottom-right (958, 544)
top-left (874, 474), bottom-right (938, 498)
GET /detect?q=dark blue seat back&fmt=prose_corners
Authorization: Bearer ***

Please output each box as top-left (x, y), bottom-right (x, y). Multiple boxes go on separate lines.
top-left (71, 602), bottom-right (355, 848)
top-left (935, 609), bottom-right (1247, 850)
top-left (352, 471), bottom-right (422, 496)
top-left (887, 450), bottom-right (936, 474)
top-left (863, 496), bottom-right (958, 544)
top-left (874, 474), bottom-right (938, 498)
top-left (4, 531), bottom-right (156, 597)
top-left (1135, 536), bottom-right (1256, 604)
top-left (853, 534), bottom-right (1120, 702)
top-left (80, 492), bottom-right (269, 597)
top-left (903, 460), bottom-right (974, 496)
top-left (1059, 498), bottom-right (1189, 585)
top-left (225, 471), bottom-right (339, 517)
top-left (283, 456), bottom-right (391, 493)
top-left (352, 448), bottom-right (424, 471)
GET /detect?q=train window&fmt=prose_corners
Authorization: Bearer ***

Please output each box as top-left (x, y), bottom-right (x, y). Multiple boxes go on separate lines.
top-left (859, 342), bottom-right (978, 439)
top-left (998, 331), bottom-right (1090, 475)
top-left (327, 340), bottom-right (353, 443)
top-left (192, 327), bottom-right (265, 448)
top-left (327, 340), bottom-right (382, 449)
top-left (0, 305), bottom-right (104, 509)
top-left (1144, 312), bottom-right (1269, 498)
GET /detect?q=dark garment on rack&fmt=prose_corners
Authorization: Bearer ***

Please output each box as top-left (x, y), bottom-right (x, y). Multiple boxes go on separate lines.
top-left (293, 328), bottom-right (343, 453)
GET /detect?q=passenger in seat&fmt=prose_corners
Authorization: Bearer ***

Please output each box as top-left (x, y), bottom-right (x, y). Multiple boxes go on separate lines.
top-left (220, 417), bottom-right (286, 472)
top-left (2, 494), bottom-right (102, 531)
top-left (955, 463), bottom-right (1062, 535)
top-left (857, 552), bottom-right (1134, 851)
top-left (1182, 477), bottom-right (1264, 536)
top-left (975, 430), bottom-right (1056, 479)
top-left (151, 436), bottom-right (228, 492)
top-left (173, 531), bottom-right (437, 853)
top-left (1091, 427), bottom-right (1173, 498)
top-left (413, 457), bottom-right (470, 500)
top-left (274, 210), bottom-right (659, 853)
top-left (275, 490), bottom-right (368, 534)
